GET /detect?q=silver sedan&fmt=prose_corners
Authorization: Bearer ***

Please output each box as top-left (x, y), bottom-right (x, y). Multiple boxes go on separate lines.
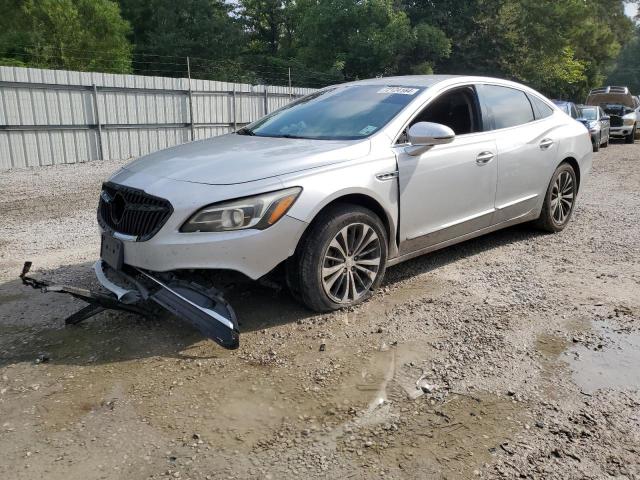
top-left (94, 75), bottom-right (591, 342)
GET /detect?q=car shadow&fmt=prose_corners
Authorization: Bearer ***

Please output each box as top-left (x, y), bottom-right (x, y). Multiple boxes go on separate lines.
top-left (0, 223), bottom-right (544, 367)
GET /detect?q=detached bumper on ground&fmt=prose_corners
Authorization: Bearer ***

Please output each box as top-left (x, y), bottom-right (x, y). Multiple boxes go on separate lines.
top-left (20, 261), bottom-right (240, 349)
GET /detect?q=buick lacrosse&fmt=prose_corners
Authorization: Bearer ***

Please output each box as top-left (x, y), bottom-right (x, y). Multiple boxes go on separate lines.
top-left (22, 75), bottom-right (592, 348)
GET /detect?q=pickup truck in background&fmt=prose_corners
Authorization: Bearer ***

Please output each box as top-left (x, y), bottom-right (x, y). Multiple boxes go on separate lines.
top-left (585, 86), bottom-right (638, 143)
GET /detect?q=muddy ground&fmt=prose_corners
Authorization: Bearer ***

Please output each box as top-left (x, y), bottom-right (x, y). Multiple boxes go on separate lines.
top-left (0, 141), bottom-right (639, 480)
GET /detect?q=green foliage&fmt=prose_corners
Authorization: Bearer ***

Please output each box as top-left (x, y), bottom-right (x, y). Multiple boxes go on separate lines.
top-left (293, 0), bottom-right (450, 81)
top-left (0, 0), bottom-right (132, 73)
top-left (608, 30), bottom-right (640, 93)
top-left (0, 0), bottom-right (636, 97)
top-left (118, 0), bottom-right (243, 78)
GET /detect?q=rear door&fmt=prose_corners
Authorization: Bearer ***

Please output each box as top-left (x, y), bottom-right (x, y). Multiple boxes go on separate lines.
top-left (477, 85), bottom-right (558, 223)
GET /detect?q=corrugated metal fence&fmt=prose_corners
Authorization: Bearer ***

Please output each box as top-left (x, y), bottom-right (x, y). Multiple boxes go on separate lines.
top-left (0, 66), bottom-right (315, 169)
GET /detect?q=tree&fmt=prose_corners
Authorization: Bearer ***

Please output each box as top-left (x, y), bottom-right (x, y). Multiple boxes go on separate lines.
top-left (293, 0), bottom-right (450, 81)
top-left (0, 0), bottom-right (132, 73)
top-left (608, 29), bottom-right (640, 93)
top-left (118, 0), bottom-right (244, 78)
top-left (238, 0), bottom-right (295, 56)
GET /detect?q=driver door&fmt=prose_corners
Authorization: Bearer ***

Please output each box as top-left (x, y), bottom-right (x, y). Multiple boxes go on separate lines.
top-left (395, 85), bottom-right (498, 255)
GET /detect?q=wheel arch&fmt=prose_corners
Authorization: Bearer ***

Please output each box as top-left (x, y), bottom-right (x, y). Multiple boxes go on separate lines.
top-left (560, 156), bottom-right (581, 192)
top-left (297, 192), bottom-right (398, 258)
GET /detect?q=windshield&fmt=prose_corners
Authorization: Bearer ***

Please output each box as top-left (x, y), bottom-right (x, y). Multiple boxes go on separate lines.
top-left (239, 85), bottom-right (423, 140)
top-left (580, 107), bottom-right (598, 120)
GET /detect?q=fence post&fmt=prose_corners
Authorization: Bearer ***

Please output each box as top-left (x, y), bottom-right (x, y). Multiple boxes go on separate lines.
top-left (232, 84), bottom-right (237, 131)
top-left (186, 57), bottom-right (195, 141)
top-left (264, 86), bottom-right (269, 116)
top-left (288, 67), bottom-right (292, 99)
top-left (92, 84), bottom-right (104, 160)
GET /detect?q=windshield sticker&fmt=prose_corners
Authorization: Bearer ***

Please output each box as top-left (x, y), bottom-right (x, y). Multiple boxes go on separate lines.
top-left (359, 125), bottom-right (378, 135)
top-left (377, 86), bottom-right (419, 95)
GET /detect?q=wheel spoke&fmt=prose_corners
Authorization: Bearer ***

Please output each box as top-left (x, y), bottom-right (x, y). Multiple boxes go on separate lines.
top-left (358, 244), bottom-right (379, 257)
top-left (351, 225), bottom-right (370, 255)
top-left (341, 271), bottom-right (352, 302)
top-left (355, 257), bottom-right (380, 266)
top-left (324, 268), bottom-right (344, 291)
top-left (329, 238), bottom-right (347, 259)
top-left (323, 263), bottom-right (345, 277)
top-left (355, 264), bottom-right (376, 279)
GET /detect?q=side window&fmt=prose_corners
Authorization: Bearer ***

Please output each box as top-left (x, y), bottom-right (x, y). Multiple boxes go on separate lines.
top-left (406, 86), bottom-right (482, 138)
top-left (528, 94), bottom-right (554, 119)
top-left (477, 85), bottom-right (535, 130)
top-left (571, 104), bottom-right (579, 119)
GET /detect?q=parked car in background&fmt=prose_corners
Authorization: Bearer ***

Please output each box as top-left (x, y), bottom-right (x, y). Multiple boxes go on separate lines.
top-left (585, 86), bottom-right (638, 143)
top-left (577, 105), bottom-right (610, 152)
top-left (50, 75), bottom-right (590, 348)
top-left (634, 95), bottom-right (640, 132)
top-left (552, 100), bottom-right (580, 119)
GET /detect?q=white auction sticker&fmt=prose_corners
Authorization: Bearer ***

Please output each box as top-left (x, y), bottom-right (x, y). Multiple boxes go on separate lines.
top-left (377, 86), bottom-right (419, 95)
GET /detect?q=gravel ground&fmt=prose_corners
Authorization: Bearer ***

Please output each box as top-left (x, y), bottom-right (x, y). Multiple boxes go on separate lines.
top-left (0, 142), bottom-right (639, 479)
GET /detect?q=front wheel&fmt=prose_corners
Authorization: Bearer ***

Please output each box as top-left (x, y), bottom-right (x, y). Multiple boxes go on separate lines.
top-left (534, 163), bottom-right (577, 233)
top-left (287, 204), bottom-right (388, 312)
top-left (625, 126), bottom-right (636, 144)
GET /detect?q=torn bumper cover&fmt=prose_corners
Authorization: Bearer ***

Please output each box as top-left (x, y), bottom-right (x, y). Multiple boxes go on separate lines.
top-left (20, 261), bottom-right (240, 349)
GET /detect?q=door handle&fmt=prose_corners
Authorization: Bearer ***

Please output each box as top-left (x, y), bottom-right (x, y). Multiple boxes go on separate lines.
top-left (476, 151), bottom-right (495, 165)
top-left (539, 138), bottom-right (554, 150)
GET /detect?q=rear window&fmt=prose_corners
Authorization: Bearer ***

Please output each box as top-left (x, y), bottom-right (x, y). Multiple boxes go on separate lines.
top-left (478, 85), bottom-right (535, 130)
top-left (529, 95), bottom-right (554, 119)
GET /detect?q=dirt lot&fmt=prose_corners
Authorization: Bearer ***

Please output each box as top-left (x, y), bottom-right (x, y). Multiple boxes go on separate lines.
top-left (1, 141), bottom-right (639, 480)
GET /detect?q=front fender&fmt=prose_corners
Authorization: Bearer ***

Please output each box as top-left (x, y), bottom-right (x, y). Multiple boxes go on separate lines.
top-left (278, 154), bottom-right (400, 257)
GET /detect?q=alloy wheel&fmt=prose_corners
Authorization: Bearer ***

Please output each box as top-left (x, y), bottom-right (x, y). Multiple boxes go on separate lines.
top-left (321, 223), bottom-right (382, 303)
top-left (550, 171), bottom-right (575, 225)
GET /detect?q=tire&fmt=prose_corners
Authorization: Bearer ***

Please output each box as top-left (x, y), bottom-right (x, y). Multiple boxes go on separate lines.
top-left (534, 163), bottom-right (578, 233)
top-left (286, 203), bottom-right (388, 312)
top-left (593, 137), bottom-right (600, 152)
top-left (625, 126), bottom-right (636, 144)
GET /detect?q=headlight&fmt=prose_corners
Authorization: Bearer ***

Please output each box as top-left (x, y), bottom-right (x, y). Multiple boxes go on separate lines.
top-left (180, 187), bottom-right (302, 233)
top-left (623, 114), bottom-right (636, 126)
top-left (588, 121), bottom-right (599, 130)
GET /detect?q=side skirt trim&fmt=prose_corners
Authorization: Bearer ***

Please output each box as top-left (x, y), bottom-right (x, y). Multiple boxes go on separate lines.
top-left (388, 209), bottom-right (538, 267)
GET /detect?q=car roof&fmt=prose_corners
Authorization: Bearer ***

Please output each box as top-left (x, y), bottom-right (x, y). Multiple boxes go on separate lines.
top-left (551, 99), bottom-right (573, 105)
top-left (335, 75), bottom-right (541, 92)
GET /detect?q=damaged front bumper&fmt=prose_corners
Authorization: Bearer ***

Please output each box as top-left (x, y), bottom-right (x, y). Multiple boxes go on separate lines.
top-left (20, 261), bottom-right (240, 349)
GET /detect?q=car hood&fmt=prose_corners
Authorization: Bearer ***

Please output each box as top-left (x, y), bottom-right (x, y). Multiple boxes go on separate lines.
top-left (586, 93), bottom-right (635, 109)
top-left (122, 133), bottom-right (371, 185)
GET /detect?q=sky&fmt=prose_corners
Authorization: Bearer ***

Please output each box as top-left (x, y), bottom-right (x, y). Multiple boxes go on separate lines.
top-left (625, 2), bottom-right (638, 19)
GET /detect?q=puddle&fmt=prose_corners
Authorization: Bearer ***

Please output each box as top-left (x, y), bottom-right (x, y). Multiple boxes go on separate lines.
top-left (569, 324), bottom-right (640, 393)
top-left (537, 321), bottom-right (640, 394)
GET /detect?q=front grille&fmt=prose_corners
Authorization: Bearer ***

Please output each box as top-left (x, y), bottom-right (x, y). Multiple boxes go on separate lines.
top-left (610, 115), bottom-right (623, 127)
top-left (98, 182), bottom-right (173, 241)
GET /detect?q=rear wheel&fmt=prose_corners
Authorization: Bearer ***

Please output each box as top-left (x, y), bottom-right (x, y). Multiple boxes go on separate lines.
top-left (593, 136), bottom-right (600, 152)
top-left (534, 163), bottom-right (577, 233)
top-left (287, 204), bottom-right (388, 312)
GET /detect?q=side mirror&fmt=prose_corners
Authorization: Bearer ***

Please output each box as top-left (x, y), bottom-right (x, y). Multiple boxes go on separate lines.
top-left (602, 115), bottom-right (610, 121)
top-left (405, 122), bottom-right (455, 156)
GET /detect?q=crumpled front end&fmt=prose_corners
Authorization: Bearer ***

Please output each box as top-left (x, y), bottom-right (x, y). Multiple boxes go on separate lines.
top-left (21, 261), bottom-right (240, 349)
